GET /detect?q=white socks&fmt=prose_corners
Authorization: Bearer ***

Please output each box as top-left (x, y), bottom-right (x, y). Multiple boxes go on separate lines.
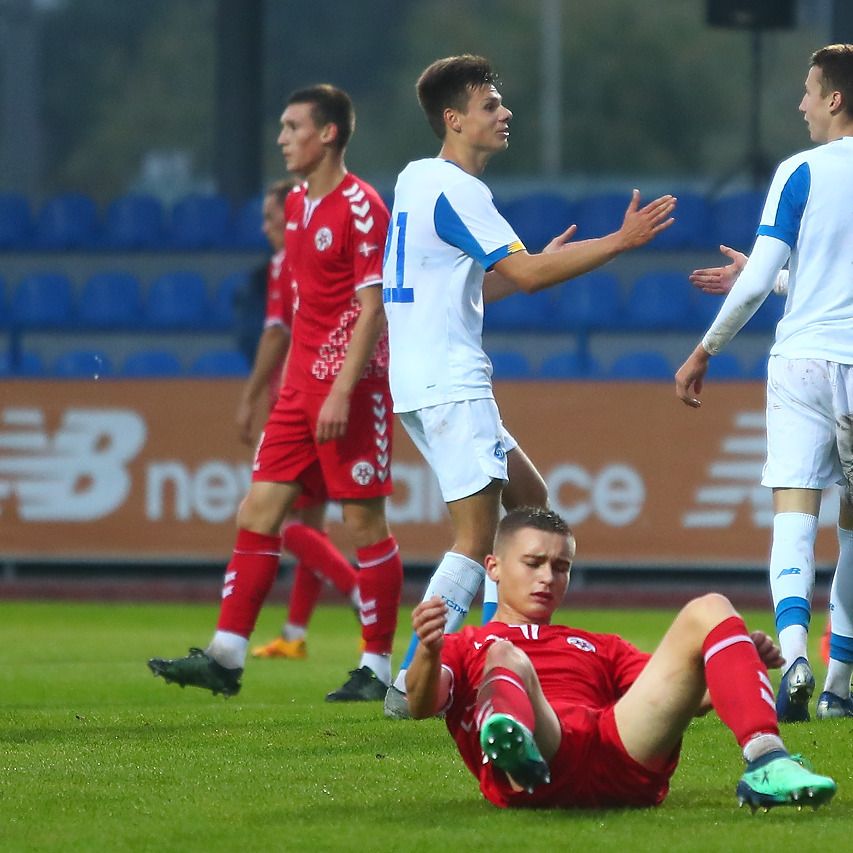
top-left (207, 630), bottom-right (249, 670)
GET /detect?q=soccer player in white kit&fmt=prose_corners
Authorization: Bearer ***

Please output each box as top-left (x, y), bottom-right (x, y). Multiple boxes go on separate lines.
top-left (677, 44), bottom-right (853, 722)
top-left (382, 54), bottom-right (676, 715)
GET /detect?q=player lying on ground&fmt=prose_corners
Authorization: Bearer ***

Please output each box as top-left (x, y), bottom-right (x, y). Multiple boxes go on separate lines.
top-left (406, 507), bottom-right (837, 810)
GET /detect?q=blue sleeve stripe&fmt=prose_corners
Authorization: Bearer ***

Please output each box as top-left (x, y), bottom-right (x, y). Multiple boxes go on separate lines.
top-left (434, 192), bottom-right (516, 270)
top-left (758, 162), bottom-right (810, 248)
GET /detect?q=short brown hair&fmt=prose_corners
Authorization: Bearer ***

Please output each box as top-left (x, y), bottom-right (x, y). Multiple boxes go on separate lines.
top-left (494, 507), bottom-right (573, 553)
top-left (287, 84), bottom-right (355, 151)
top-left (265, 179), bottom-right (296, 206)
top-left (811, 44), bottom-right (853, 117)
top-left (416, 54), bottom-right (500, 139)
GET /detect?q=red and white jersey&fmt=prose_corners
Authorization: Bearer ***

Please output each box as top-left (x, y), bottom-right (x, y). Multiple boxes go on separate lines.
top-left (440, 622), bottom-right (649, 779)
top-left (282, 175), bottom-right (390, 394)
top-left (264, 249), bottom-right (295, 330)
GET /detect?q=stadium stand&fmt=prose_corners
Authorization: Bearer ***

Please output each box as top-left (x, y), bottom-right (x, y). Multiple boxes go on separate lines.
top-left (484, 289), bottom-right (555, 332)
top-left (649, 191), bottom-right (713, 251)
top-left (710, 190), bottom-right (764, 253)
top-left (705, 352), bottom-right (744, 380)
top-left (232, 195), bottom-right (267, 250)
top-left (608, 349), bottom-right (673, 380)
top-left (538, 350), bottom-right (601, 380)
top-left (500, 193), bottom-right (575, 253)
top-left (0, 192), bottom-right (33, 249)
top-left (188, 348), bottom-right (250, 377)
top-left (550, 271), bottom-right (623, 332)
top-left (574, 193), bottom-right (628, 241)
top-left (169, 193), bottom-right (232, 249)
top-left (12, 272), bottom-right (75, 328)
top-left (488, 349), bottom-right (533, 379)
top-left (102, 194), bottom-right (166, 249)
top-left (143, 271), bottom-right (209, 329)
top-left (0, 350), bottom-right (45, 377)
top-left (623, 271), bottom-right (692, 330)
top-left (120, 349), bottom-right (184, 378)
top-left (35, 192), bottom-right (99, 250)
top-left (52, 348), bottom-right (114, 379)
top-left (78, 271), bottom-right (144, 328)
top-left (212, 271), bottom-right (250, 329)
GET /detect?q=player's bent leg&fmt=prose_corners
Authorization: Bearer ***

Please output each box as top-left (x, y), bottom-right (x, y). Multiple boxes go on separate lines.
top-left (477, 641), bottom-right (561, 794)
top-left (503, 445), bottom-right (548, 511)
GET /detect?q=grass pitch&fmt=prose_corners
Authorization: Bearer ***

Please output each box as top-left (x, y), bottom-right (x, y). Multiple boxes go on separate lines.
top-left (0, 599), bottom-right (850, 852)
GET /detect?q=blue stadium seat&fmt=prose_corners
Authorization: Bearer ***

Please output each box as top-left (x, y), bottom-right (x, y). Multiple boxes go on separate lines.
top-left (0, 350), bottom-right (46, 377)
top-left (538, 350), bottom-right (602, 379)
top-left (212, 271), bottom-right (250, 329)
top-left (233, 195), bottom-right (267, 250)
top-left (550, 271), bottom-right (623, 331)
top-left (103, 194), bottom-right (166, 249)
top-left (484, 290), bottom-right (553, 331)
top-left (170, 193), bottom-right (232, 249)
top-left (651, 191), bottom-right (712, 250)
top-left (78, 271), bottom-right (144, 328)
top-left (748, 355), bottom-right (769, 380)
top-left (35, 193), bottom-right (99, 249)
top-left (744, 293), bottom-right (784, 332)
top-left (688, 288), bottom-right (725, 331)
top-left (711, 191), bottom-right (765, 253)
top-left (144, 271), bottom-right (210, 328)
top-left (0, 192), bottom-right (34, 248)
top-left (624, 271), bottom-right (691, 330)
top-left (500, 193), bottom-right (575, 253)
top-left (189, 348), bottom-right (250, 377)
top-left (706, 352), bottom-right (744, 379)
top-left (0, 276), bottom-right (6, 327)
top-left (121, 349), bottom-right (184, 378)
top-left (52, 349), bottom-right (114, 379)
top-left (574, 193), bottom-right (630, 241)
top-left (11, 272), bottom-right (75, 328)
top-left (488, 349), bottom-right (533, 379)
top-left (608, 350), bottom-right (673, 380)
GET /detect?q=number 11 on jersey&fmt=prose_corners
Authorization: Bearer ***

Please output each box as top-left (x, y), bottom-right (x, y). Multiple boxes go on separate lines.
top-left (383, 212), bottom-right (414, 303)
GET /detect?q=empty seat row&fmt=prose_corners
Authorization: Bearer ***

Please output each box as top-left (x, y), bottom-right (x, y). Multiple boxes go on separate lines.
top-left (489, 348), bottom-right (766, 381)
top-left (0, 270), bottom-right (250, 330)
top-left (0, 189), bottom-right (766, 253)
top-left (0, 348), bottom-right (250, 379)
top-left (484, 270), bottom-right (784, 334)
top-left (0, 192), bottom-right (269, 251)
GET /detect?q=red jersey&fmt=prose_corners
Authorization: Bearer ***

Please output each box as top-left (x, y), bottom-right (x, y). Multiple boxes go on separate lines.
top-left (264, 249), bottom-right (294, 329)
top-left (282, 176), bottom-right (390, 394)
top-left (440, 622), bottom-right (650, 785)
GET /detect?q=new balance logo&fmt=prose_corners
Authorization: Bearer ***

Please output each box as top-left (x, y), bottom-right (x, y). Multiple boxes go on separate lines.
top-left (777, 567), bottom-right (802, 578)
top-left (0, 407), bottom-right (146, 521)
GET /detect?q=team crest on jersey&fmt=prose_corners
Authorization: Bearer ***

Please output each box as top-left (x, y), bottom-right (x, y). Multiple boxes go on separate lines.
top-left (351, 460), bottom-right (375, 485)
top-left (314, 226), bottom-right (333, 251)
top-left (566, 636), bottom-right (596, 653)
top-left (493, 441), bottom-right (505, 460)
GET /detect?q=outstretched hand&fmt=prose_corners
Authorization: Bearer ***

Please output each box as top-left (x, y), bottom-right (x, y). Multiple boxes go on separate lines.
top-left (751, 630), bottom-right (785, 670)
top-left (617, 189), bottom-right (676, 250)
top-left (411, 596), bottom-right (448, 655)
top-left (690, 244), bottom-right (748, 295)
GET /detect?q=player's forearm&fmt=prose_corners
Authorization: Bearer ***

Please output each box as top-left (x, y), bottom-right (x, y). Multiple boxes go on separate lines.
top-left (405, 647), bottom-right (444, 719)
top-left (331, 298), bottom-right (386, 396)
top-left (497, 233), bottom-right (625, 294)
top-left (240, 326), bottom-right (288, 403)
top-left (701, 236), bottom-right (789, 354)
top-left (483, 269), bottom-right (519, 303)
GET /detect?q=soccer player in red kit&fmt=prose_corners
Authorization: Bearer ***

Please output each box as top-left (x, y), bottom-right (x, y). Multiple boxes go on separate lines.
top-left (149, 85), bottom-right (403, 701)
top-left (234, 180), bottom-right (360, 661)
top-left (406, 508), bottom-right (836, 810)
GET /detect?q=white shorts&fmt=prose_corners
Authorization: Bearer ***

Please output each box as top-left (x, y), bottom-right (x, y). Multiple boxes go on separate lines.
top-left (399, 398), bottom-right (517, 502)
top-left (762, 356), bottom-right (853, 491)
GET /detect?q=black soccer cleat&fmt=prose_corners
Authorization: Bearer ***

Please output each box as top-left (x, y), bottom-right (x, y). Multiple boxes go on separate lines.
top-left (147, 647), bottom-right (242, 697)
top-left (325, 666), bottom-right (387, 702)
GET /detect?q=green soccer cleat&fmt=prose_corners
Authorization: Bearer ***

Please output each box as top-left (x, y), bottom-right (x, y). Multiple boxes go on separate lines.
top-left (325, 666), bottom-right (387, 702)
top-left (147, 647), bottom-right (242, 697)
top-left (736, 750), bottom-right (837, 812)
top-left (479, 713), bottom-right (550, 794)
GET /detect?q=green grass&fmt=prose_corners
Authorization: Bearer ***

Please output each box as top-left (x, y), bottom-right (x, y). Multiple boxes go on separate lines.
top-left (0, 601), bottom-right (850, 852)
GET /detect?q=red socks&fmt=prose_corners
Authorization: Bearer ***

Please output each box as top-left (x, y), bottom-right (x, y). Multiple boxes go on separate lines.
top-left (356, 536), bottom-right (403, 654)
top-left (475, 666), bottom-right (535, 732)
top-left (282, 523), bottom-right (357, 596)
top-left (703, 615), bottom-right (779, 747)
top-left (216, 529), bottom-right (282, 637)
top-left (287, 563), bottom-right (324, 627)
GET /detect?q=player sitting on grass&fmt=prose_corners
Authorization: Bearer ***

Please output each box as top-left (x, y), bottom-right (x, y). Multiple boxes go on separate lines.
top-left (406, 507), bottom-right (837, 811)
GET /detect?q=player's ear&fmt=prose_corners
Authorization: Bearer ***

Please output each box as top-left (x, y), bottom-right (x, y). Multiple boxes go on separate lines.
top-left (484, 553), bottom-right (500, 583)
top-left (320, 122), bottom-right (339, 146)
top-left (444, 107), bottom-right (462, 135)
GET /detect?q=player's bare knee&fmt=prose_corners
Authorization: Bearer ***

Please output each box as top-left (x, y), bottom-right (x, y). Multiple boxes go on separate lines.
top-left (484, 640), bottom-right (535, 686)
top-left (678, 593), bottom-right (736, 637)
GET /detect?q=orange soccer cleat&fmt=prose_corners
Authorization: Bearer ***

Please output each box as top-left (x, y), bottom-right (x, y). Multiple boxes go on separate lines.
top-left (251, 636), bottom-right (307, 660)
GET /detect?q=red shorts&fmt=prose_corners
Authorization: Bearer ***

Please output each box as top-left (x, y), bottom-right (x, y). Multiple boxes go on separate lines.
top-left (253, 385), bottom-right (393, 501)
top-left (478, 705), bottom-right (680, 809)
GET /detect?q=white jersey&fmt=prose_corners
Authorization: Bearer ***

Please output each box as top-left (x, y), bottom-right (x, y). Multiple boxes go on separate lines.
top-left (382, 158), bottom-right (524, 413)
top-left (760, 137), bottom-right (853, 363)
